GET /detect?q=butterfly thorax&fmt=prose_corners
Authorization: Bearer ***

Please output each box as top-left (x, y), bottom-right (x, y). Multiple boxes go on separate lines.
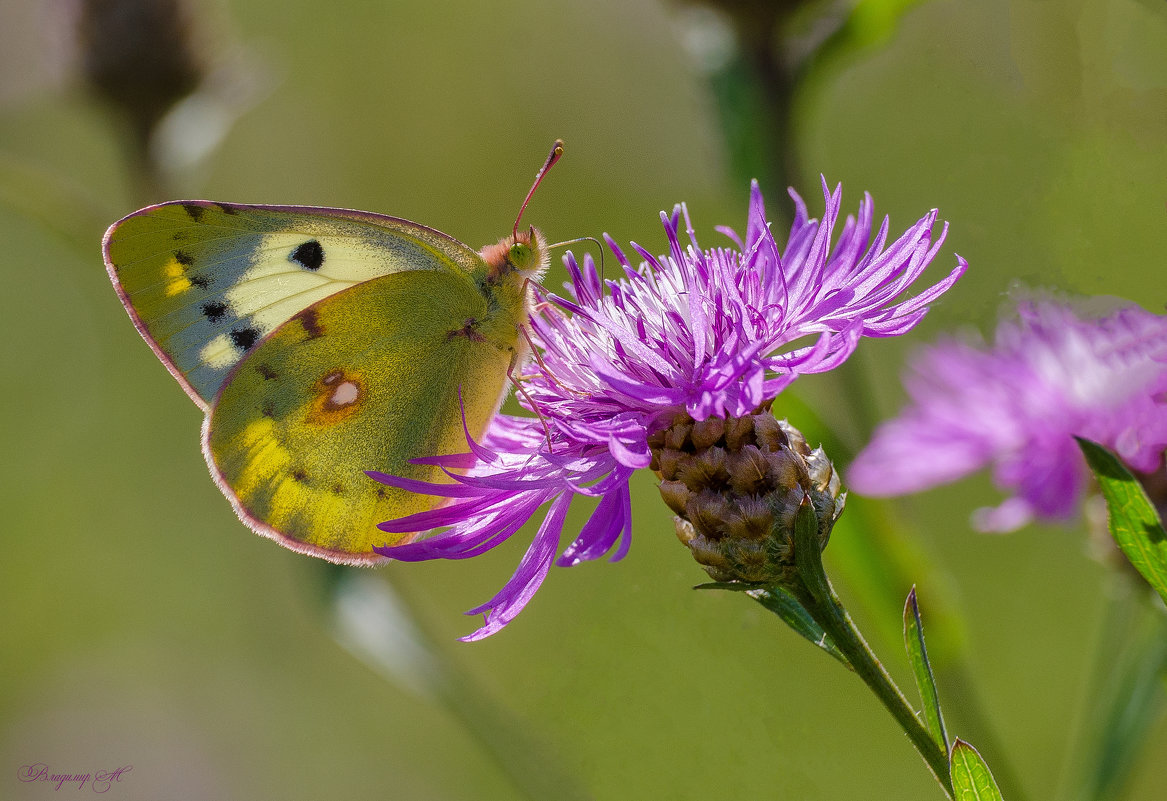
top-left (471, 227), bottom-right (548, 344)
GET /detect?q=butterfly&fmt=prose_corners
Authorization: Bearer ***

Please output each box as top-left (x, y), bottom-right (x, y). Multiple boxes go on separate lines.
top-left (103, 141), bottom-right (564, 564)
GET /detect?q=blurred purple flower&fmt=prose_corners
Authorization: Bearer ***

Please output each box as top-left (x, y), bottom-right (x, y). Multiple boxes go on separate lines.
top-left (848, 299), bottom-right (1167, 532)
top-left (371, 179), bottom-right (966, 639)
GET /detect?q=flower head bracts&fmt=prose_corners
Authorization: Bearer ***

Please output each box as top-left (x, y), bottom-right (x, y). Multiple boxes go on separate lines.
top-left (372, 179), bottom-right (966, 639)
top-left (848, 298), bottom-right (1167, 532)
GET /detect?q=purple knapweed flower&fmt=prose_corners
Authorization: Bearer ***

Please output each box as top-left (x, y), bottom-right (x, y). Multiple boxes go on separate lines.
top-left (848, 298), bottom-right (1167, 532)
top-left (370, 179), bottom-right (967, 639)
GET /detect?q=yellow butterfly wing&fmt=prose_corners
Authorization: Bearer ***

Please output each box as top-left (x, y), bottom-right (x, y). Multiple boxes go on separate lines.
top-left (103, 201), bottom-right (485, 408)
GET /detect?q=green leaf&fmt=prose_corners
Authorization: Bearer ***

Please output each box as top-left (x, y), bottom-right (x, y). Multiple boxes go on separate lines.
top-left (693, 581), bottom-right (761, 593)
top-left (950, 739), bottom-right (1004, 800)
top-left (1076, 437), bottom-right (1167, 604)
top-left (903, 587), bottom-right (948, 753)
top-left (793, 496), bottom-right (832, 605)
top-left (748, 585), bottom-right (850, 667)
top-left (845, 0), bottom-right (929, 49)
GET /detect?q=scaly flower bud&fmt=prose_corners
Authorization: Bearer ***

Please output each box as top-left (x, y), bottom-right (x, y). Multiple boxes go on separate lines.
top-left (650, 409), bottom-right (844, 584)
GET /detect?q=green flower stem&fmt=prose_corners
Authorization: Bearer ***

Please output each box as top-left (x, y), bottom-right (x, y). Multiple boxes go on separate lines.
top-left (789, 501), bottom-right (954, 797)
top-left (792, 579), bottom-right (954, 797)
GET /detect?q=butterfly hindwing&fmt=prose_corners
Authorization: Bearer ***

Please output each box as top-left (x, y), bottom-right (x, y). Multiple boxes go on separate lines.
top-left (103, 201), bottom-right (484, 407)
top-left (204, 269), bottom-right (516, 562)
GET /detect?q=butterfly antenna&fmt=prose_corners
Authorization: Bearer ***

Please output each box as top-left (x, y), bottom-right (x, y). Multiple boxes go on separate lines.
top-left (548, 235), bottom-right (606, 284)
top-left (513, 139), bottom-right (565, 242)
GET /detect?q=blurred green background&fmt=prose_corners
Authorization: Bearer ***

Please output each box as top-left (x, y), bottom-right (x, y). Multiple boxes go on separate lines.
top-left (2, 0), bottom-right (1166, 799)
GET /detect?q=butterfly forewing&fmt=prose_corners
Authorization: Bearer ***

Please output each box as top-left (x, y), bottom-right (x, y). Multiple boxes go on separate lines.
top-left (103, 201), bottom-right (484, 406)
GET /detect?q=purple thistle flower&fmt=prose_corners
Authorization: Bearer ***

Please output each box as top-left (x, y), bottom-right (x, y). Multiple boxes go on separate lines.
top-left (371, 179), bottom-right (967, 639)
top-left (847, 298), bottom-right (1167, 532)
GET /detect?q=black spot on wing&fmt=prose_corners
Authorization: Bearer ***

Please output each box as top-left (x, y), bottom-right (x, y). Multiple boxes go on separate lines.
top-left (190, 274), bottom-right (211, 289)
top-left (201, 301), bottom-right (228, 323)
top-left (290, 240), bottom-right (325, 270)
top-left (261, 399), bottom-right (276, 418)
top-left (174, 250), bottom-right (194, 266)
top-left (291, 468), bottom-right (309, 483)
top-left (182, 203), bottom-right (205, 222)
top-left (256, 362), bottom-right (278, 380)
top-left (294, 308), bottom-right (325, 339)
top-left (230, 326), bottom-right (260, 351)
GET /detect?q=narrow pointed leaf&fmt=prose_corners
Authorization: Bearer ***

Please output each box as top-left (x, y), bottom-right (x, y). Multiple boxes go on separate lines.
top-left (1076, 438), bottom-right (1167, 604)
top-left (904, 587), bottom-right (948, 752)
top-left (793, 497), bottom-right (833, 605)
top-left (693, 581), bottom-right (760, 592)
top-left (748, 586), bottom-right (851, 667)
top-left (950, 739), bottom-right (1004, 800)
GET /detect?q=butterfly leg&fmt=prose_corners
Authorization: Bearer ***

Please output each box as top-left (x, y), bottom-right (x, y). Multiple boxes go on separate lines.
top-left (505, 340), bottom-right (554, 452)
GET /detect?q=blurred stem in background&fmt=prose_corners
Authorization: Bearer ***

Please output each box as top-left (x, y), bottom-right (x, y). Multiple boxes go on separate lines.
top-left (671, 0), bottom-right (927, 225)
top-left (324, 566), bottom-right (593, 801)
top-left (1062, 576), bottom-right (1167, 801)
top-left (670, 0), bottom-right (800, 223)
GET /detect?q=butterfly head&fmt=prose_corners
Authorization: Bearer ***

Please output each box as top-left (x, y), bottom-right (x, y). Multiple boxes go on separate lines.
top-left (480, 226), bottom-right (549, 285)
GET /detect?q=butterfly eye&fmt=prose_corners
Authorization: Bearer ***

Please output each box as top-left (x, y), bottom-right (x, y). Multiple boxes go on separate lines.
top-left (508, 241), bottom-right (533, 269)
